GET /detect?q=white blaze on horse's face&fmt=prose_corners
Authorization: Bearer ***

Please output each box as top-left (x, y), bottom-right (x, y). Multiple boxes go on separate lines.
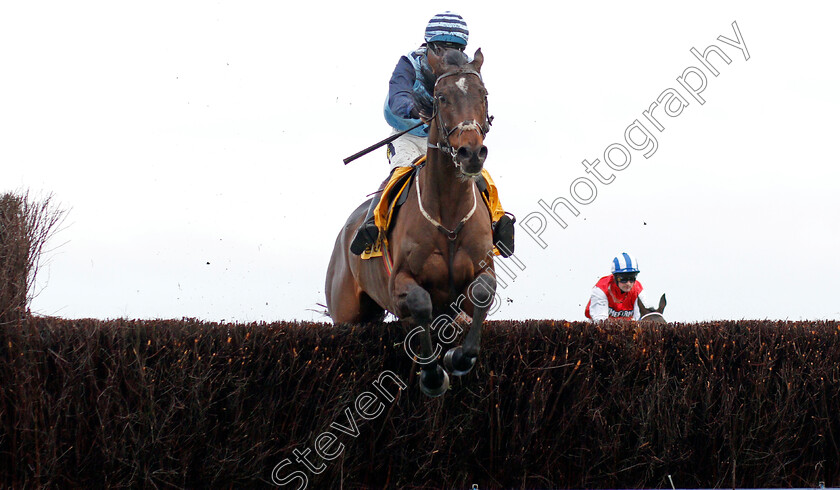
top-left (456, 76), bottom-right (468, 95)
top-left (432, 67), bottom-right (489, 177)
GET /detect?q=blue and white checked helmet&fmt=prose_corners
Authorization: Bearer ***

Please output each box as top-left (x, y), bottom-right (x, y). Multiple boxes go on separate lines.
top-left (610, 253), bottom-right (640, 274)
top-left (424, 12), bottom-right (469, 46)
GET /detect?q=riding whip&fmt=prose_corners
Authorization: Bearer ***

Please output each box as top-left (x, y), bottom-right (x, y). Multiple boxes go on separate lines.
top-left (343, 121), bottom-right (424, 165)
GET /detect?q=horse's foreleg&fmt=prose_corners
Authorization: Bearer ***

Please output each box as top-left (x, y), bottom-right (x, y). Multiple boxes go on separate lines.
top-left (444, 271), bottom-right (496, 376)
top-left (462, 271), bottom-right (497, 357)
top-left (403, 282), bottom-right (450, 397)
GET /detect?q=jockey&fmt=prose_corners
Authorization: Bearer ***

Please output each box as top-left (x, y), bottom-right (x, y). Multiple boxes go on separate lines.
top-left (585, 253), bottom-right (653, 321)
top-left (349, 11), bottom-right (515, 257)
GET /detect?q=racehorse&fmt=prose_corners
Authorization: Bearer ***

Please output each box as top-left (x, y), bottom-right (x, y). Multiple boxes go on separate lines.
top-left (638, 294), bottom-right (667, 323)
top-left (326, 47), bottom-right (497, 397)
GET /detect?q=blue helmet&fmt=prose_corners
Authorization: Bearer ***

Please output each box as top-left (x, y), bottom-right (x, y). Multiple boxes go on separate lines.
top-left (424, 12), bottom-right (469, 46)
top-left (610, 253), bottom-right (640, 274)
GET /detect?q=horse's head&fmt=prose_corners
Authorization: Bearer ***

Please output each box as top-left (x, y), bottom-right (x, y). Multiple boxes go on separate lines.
top-left (424, 47), bottom-right (492, 177)
top-left (638, 294), bottom-right (667, 324)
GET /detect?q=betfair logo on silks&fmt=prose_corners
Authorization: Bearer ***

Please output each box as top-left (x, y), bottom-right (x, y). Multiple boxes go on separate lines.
top-left (610, 308), bottom-right (634, 318)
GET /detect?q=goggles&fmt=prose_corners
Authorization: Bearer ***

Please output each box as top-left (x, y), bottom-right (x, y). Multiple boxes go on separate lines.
top-left (615, 274), bottom-right (637, 284)
top-left (429, 41), bottom-right (466, 53)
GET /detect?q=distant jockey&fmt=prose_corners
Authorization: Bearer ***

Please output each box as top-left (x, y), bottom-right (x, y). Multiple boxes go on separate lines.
top-left (349, 11), bottom-right (515, 257)
top-left (585, 253), bottom-right (654, 321)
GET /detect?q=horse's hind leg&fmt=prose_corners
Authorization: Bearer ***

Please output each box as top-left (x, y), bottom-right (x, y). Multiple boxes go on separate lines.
top-left (444, 271), bottom-right (497, 376)
top-left (326, 255), bottom-right (384, 323)
top-left (401, 281), bottom-right (450, 397)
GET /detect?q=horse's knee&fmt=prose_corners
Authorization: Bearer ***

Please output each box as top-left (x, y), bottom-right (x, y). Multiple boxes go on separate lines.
top-left (404, 286), bottom-right (433, 324)
top-left (468, 273), bottom-right (497, 309)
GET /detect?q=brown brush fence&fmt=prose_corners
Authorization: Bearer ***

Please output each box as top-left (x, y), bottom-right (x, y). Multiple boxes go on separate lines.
top-left (1, 317), bottom-right (839, 489)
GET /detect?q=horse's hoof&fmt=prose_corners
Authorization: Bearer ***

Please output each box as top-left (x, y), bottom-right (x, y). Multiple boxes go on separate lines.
top-left (419, 365), bottom-right (450, 398)
top-left (444, 346), bottom-right (477, 376)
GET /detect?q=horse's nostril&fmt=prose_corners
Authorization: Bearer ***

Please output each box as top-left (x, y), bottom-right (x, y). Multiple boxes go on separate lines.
top-left (457, 147), bottom-right (471, 161)
top-left (478, 146), bottom-right (488, 161)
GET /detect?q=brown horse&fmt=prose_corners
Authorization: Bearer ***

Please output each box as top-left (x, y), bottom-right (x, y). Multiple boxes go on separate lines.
top-left (326, 47), bottom-right (497, 397)
top-left (638, 294), bottom-right (667, 323)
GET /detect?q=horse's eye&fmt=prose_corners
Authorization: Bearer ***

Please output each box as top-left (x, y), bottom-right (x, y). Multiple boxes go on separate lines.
top-left (437, 95), bottom-right (447, 104)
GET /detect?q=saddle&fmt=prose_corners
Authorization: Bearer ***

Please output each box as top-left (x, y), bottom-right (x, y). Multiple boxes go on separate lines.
top-left (361, 157), bottom-right (506, 260)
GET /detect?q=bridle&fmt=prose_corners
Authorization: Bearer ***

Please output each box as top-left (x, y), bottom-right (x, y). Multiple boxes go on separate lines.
top-left (427, 69), bottom-right (494, 165)
top-left (416, 66), bottom-right (491, 236)
top-left (414, 66), bottom-right (494, 303)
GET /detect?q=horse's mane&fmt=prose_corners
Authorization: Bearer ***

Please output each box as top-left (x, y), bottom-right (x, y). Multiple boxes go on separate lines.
top-left (412, 48), bottom-right (470, 120)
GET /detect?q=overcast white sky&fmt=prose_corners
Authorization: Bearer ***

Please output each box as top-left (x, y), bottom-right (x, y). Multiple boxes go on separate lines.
top-left (3, 2), bottom-right (839, 323)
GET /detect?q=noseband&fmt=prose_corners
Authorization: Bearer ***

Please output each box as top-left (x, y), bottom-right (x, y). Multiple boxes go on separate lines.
top-left (428, 69), bottom-right (494, 165)
top-left (639, 312), bottom-right (665, 321)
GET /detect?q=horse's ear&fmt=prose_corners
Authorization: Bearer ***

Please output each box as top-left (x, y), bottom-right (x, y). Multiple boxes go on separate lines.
top-left (427, 45), bottom-right (446, 76)
top-left (658, 294), bottom-right (667, 312)
top-left (471, 48), bottom-right (484, 72)
top-left (637, 298), bottom-right (649, 315)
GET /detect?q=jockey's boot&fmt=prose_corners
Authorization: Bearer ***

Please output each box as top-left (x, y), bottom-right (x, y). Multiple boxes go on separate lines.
top-left (350, 175), bottom-right (392, 255)
top-left (476, 172), bottom-right (516, 258)
top-left (349, 197), bottom-right (380, 255)
top-left (492, 212), bottom-right (516, 258)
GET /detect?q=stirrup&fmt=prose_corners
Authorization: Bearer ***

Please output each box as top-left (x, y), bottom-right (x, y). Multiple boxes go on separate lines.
top-left (493, 212), bottom-right (516, 257)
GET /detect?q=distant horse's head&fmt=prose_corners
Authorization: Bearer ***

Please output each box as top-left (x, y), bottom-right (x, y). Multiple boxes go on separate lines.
top-left (638, 294), bottom-right (667, 323)
top-left (421, 47), bottom-right (492, 177)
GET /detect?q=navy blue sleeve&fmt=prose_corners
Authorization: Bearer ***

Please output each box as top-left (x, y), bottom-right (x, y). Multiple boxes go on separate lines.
top-left (387, 56), bottom-right (416, 119)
